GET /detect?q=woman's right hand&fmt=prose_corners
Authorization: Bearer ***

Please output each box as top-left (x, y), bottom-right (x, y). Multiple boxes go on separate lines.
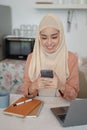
top-left (23, 76), bottom-right (42, 98)
top-left (21, 84), bottom-right (38, 98)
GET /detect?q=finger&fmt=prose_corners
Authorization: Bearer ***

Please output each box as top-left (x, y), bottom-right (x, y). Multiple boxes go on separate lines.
top-left (24, 93), bottom-right (33, 98)
top-left (45, 85), bottom-right (57, 88)
top-left (27, 94), bottom-right (34, 98)
top-left (40, 77), bottom-right (53, 82)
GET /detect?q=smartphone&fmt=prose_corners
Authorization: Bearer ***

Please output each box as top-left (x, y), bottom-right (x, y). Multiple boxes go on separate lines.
top-left (40, 70), bottom-right (53, 78)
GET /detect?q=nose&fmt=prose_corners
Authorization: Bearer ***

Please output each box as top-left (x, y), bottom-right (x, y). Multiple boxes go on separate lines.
top-left (47, 38), bottom-right (52, 45)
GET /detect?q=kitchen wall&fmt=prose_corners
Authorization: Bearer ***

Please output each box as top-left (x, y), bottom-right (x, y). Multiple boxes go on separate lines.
top-left (0, 0), bottom-right (87, 57)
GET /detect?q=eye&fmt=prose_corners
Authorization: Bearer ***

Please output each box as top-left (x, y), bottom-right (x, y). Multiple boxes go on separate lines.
top-left (41, 37), bottom-right (47, 40)
top-left (52, 36), bottom-right (58, 39)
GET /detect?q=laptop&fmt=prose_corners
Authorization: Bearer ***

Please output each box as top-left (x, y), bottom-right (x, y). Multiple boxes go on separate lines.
top-left (51, 99), bottom-right (87, 127)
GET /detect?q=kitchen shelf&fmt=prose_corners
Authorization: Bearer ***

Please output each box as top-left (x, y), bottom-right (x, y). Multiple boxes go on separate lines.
top-left (34, 4), bottom-right (87, 10)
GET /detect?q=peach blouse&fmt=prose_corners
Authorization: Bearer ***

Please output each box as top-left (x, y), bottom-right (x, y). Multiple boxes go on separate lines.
top-left (22, 51), bottom-right (79, 98)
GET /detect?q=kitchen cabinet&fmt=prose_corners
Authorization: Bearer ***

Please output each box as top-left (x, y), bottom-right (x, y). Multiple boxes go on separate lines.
top-left (0, 5), bottom-right (12, 61)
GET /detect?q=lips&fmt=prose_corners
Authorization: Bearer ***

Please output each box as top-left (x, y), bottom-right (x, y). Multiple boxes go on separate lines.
top-left (46, 45), bottom-right (54, 50)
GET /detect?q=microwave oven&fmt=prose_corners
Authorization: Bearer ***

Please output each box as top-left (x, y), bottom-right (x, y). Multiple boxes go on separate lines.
top-left (5, 36), bottom-right (35, 60)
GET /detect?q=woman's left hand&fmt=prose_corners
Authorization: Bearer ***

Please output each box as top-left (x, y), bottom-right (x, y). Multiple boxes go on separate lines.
top-left (63, 86), bottom-right (77, 100)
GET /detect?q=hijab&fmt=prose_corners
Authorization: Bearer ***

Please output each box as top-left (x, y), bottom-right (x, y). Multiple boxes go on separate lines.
top-left (28, 14), bottom-right (69, 88)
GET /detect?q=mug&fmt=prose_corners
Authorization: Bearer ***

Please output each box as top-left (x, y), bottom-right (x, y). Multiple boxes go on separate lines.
top-left (0, 90), bottom-right (10, 108)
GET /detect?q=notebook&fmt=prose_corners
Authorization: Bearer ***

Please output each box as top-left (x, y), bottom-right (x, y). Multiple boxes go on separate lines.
top-left (51, 99), bottom-right (87, 127)
top-left (3, 97), bottom-right (43, 118)
top-left (27, 101), bottom-right (44, 117)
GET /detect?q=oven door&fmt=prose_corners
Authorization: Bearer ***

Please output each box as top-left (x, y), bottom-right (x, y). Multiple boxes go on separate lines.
top-left (5, 37), bottom-right (35, 60)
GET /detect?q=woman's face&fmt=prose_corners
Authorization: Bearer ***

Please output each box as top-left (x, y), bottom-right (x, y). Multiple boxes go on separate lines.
top-left (40, 27), bottom-right (60, 53)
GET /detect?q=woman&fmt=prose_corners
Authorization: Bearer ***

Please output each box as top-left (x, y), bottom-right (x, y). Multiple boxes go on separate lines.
top-left (21, 13), bottom-right (79, 100)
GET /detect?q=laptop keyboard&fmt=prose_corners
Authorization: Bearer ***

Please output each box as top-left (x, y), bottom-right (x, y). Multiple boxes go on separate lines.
top-left (51, 106), bottom-right (69, 123)
top-left (57, 114), bottom-right (66, 122)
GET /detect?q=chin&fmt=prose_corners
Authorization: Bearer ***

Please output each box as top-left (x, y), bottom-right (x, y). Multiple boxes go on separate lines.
top-left (46, 49), bottom-right (55, 53)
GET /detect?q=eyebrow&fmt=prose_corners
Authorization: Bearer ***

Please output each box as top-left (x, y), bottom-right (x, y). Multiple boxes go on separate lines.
top-left (40, 32), bottom-right (59, 37)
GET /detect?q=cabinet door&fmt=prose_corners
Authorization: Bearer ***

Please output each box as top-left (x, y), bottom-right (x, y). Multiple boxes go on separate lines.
top-left (0, 38), bottom-right (3, 60)
top-left (0, 5), bottom-right (12, 60)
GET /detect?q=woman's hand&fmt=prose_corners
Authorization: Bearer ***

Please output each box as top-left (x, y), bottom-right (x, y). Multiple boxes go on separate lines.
top-left (23, 75), bottom-right (45, 97)
top-left (21, 84), bottom-right (38, 98)
top-left (38, 72), bottom-right (59, 89)
top-left (63, 86), bottom-right (77, 100)
top-left (26, 90), bottom-right (38, 98)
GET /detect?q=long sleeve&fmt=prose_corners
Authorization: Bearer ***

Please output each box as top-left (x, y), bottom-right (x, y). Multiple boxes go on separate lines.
top-left (21, 54), bottom-right (32, 93)
top-left (63, 51), bottom-right (79, 100)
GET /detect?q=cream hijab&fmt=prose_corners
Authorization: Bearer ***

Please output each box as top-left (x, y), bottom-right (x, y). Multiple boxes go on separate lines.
top-left (28, 14), bottom-right (69, 87)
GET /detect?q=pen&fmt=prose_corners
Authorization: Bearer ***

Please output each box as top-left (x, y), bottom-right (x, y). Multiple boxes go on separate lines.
top-left (28, 88), bottom-right (30, 95)
top-left (59, 90), bottom-right (64, 97)
top-left (13, 98), bottom-right (32, 106)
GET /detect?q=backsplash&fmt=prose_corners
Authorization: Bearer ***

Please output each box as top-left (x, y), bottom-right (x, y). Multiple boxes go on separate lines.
top-left (13, 24), bottom-right (38, 38)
